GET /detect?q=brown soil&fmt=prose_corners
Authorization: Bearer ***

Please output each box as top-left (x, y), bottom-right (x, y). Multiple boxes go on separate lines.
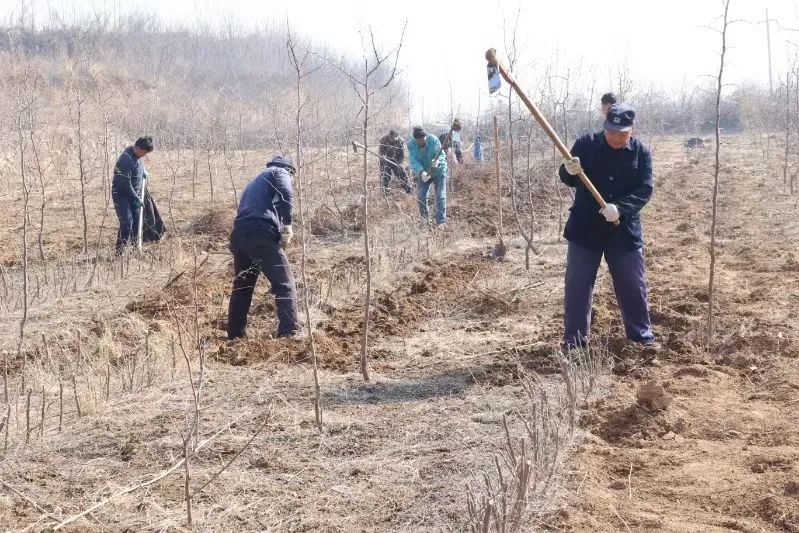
top-left (3, 137), bottom-right (798, 532)
top-left (553, 138), bottom-right (799, 533)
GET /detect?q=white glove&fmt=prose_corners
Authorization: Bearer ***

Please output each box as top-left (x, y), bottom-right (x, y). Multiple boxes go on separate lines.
top-left (563, 156), bottom-right (581, 176)
top-left (599, 204), bottom-right (620, 223)
top-left (420, 170), bottom-right (430, 182)
top-left (281, 225), bottom-right (293, 246)
top-left (431, 158), bottom-right (440, 168)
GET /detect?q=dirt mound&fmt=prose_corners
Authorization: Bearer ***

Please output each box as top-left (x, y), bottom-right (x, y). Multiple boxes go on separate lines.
top-left (468, 342), bottom-right (562, 386)
top-left (309, 204), bottom-right (351, 237)
top-left (186, 207), bottom-right (234, 241)
top-left (322, 256), bottom-right (490, 345)
top-left (636, 380), bottom-right (673, 411)
top-left (214, 331), bottom-right (353, 370)
top-left (207, 253), bottom-right (513, 372)
top-left (126, 256), bottom-right (232, 331)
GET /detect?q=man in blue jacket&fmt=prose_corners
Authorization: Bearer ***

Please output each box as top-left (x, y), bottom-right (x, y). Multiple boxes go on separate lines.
top-left (408, 126), bottom-right (448, 225)
top-left (559, 104), bottom-right (655, 350)
top-left (227, 155), bottom-right (299, 339)
top-left (112, 136), bottom-right (153, 254)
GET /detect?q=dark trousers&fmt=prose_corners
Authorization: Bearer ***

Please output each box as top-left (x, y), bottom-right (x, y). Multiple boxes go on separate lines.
top-left (112, 192), bottom-right (140, 254)
top-left (380, 160), bottom-right (411, 192)
top-left (564, 240), bottom-right (654, 347)
top-left (227, 221), bottom-right (299, 339)
top-left (453, 141), bottom-right (463, 164)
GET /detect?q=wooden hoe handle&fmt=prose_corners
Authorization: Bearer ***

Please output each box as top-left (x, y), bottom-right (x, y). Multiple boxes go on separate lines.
top-left (485, 48), bottom-right (619, 226)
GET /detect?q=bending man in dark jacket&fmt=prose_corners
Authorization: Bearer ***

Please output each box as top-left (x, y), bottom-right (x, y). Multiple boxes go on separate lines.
top-left (227, 155), bottom-right (299, 339)
top-left (559, 104), bottom-right (655, 349)
top-left (378, 130), bottom-right (411, 193)
top-left (111, 136), bottom-right (153, 254)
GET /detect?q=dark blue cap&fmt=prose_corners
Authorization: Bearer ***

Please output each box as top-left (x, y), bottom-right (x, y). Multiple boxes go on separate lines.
top-left (604, 104), bottom-right (635, 132)
top-left (266, 155), bottom-right (296, 173)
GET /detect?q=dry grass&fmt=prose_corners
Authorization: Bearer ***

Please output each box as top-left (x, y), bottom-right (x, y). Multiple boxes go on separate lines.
top-left (465, 344), bottom-right (612, 533)
top-left (7, 134), bottom-right (792, 531)
top-left (0, 142), bottom-right (597, 531)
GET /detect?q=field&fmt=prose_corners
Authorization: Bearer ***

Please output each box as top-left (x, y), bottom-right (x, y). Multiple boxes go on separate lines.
top-left (0, 134), bottom-right (797, 532)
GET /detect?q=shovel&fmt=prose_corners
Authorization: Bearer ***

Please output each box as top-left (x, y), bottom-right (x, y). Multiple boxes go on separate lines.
top-left (491, 115), bottom-right (507, 260)
top-left (420, 119), bottom-right (460, 184)
top-left (136, 172), bottom-right (148, 252)
top-left (485, 48), bottom-right (619, 226)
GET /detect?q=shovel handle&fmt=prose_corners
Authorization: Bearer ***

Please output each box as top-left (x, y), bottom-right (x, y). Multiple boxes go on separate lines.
top-left (485, 48), bottom-right (619, 227)
top-left (425, 119), bottom-right (459, 175)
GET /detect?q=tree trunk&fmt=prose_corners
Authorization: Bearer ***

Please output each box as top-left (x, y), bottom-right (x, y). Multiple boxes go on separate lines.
top-left (360, 74), bottom-right (372, 382)
top-left (707, 0), bottom-right (730, 345)
top-left (290, 41), bottom-right (323, 430)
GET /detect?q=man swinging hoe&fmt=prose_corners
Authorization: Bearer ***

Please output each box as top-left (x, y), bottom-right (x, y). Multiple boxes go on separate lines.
top-left (485, 48), bottom-right (656, 353)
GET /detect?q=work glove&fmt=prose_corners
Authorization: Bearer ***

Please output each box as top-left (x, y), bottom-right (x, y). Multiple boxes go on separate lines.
top-left (420, 170), bottom-right (432, 183)
top-left (599, 203), bottom-right (620, 223)
top-left (281, 225), bottom-right (293, 247)
top-left (132, 198), bottom-right (143, 209)
top-left (563, 156), bottom-right (581, 176)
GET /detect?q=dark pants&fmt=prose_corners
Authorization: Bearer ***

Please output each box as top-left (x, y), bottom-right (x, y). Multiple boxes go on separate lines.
top-left (453, 141), bottom-right (463, 164)
top-left (564, 240), bottom-right (654, 347)
top-left (112, 192), bottom-right (140, 254)
top-left (227, 220), bottom-right (299, 339)
top-left (380, 160), bottom-right (411, 193)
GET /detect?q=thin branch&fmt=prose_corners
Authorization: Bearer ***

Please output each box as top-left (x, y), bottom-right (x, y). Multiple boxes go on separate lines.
top-left (0, 477), bottom-right (59, 520)
top-left (49, 412), bottom-right (248, 531)
top-left (192, 406), bottom-right (273, 495)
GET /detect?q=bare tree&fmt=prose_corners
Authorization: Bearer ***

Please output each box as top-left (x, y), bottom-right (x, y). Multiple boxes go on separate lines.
top-left (613, 60), bottom-right (634, 102)
top-left (287, 30), bottom-right (324, 431)
top-left (5, 58), bottom-right (39, 401)
top-left (783, 69), bottom-right (791, 188)
top-left (502, 11), bottom-right (540, 268)
top-left (27, 106), bottom-right (50, 264)
top-left (69, 85), bottom-right (91, 255)
top-left (320, 23), bottom-right (406, 381)
top-left (707, 0), bottom-right (732, 344)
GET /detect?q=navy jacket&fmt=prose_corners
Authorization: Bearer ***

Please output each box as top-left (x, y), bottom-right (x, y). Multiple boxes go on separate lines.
top-left (235, 167), bottom-right (294, 232)
top-left (558, 132), bottom-right (653, 251)
top-left (111, 147), bottom-right (146, 200)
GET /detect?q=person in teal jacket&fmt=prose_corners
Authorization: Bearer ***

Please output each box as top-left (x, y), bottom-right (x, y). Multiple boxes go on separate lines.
top-left (407, 126), bottom-right (448, 225)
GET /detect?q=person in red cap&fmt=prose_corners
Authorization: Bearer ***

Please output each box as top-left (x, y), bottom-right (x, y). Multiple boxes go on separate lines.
top-left (227, 155), bottom-right (299, 339)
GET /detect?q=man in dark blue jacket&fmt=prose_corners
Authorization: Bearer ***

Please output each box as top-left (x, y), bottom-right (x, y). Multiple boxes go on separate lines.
top-left (559, 104), bottom-right (655, 350)
top-left (112, 136), bottom-right (153, 254)
top-left (227, 155), bottom-right (299, 339)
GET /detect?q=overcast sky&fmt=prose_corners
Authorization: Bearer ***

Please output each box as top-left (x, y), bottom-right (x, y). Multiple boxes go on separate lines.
top-left (5, 0), bottom-right (799, 122)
